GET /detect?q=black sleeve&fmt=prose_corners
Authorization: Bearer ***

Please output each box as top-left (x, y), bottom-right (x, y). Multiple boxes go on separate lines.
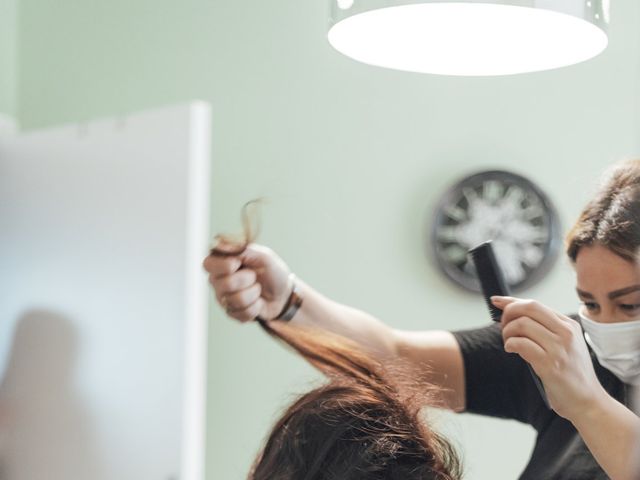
top-left (451, 323), bottom-right (549, 429)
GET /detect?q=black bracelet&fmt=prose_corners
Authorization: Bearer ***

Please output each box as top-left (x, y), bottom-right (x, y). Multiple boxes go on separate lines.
top-left (275, 276), bottom-right (303, 321)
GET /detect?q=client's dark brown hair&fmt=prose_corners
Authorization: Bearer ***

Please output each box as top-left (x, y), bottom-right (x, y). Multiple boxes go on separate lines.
top-left (249, 324), bottom-right (462, 480)
top-left (211, 200), bottom-right (463, 480)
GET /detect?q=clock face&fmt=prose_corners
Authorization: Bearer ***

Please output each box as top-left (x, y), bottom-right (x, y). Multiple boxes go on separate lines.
top-left (430, 170), bottom-right (561, 293)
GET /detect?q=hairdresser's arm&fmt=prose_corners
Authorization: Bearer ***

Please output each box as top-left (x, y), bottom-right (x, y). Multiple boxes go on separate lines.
top-left (204, 242), bottom-right (465, 412)
top-left (570, 391), bottom-right (640, 480)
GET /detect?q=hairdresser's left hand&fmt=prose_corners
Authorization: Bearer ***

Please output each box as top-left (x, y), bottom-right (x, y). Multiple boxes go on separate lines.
top-left (491, 296), bottom-right (608, 422)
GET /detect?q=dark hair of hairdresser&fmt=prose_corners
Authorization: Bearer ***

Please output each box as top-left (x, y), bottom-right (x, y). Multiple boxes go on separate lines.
top-left (213, 200), bottom-right (463, 480)
top-left (566, 158), bottom-right (640, 262)
top-left (248, 323), bottom-right (463, 480)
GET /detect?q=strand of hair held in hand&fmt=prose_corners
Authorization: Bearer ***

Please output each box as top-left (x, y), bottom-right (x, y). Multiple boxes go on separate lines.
top-left (209, 198), bottom-right (282, 330)
top-left (209, 198), bottom-right (264, 257)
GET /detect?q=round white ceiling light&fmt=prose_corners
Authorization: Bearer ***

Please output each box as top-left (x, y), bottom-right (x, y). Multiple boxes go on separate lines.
top-left (328, 1), bottom-right (609, 76)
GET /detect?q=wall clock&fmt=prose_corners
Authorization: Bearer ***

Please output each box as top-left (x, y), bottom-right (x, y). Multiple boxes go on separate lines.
top-left (430, 170), bottom-right (561, 293)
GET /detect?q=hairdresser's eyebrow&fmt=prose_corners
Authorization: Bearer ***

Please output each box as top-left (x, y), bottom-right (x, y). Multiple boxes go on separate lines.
top-left (608, 285), bottom-right (640, 300)
top-left (576, 288), bottom-right (594, 299)
top-left (576, 285), bottom-right (640, 300)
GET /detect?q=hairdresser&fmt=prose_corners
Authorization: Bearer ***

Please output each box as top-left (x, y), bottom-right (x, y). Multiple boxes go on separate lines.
top-left (203, 159), bottom-right (640, 480)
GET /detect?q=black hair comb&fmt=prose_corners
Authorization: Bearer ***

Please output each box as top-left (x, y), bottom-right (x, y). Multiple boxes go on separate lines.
top-left (468, 241), bottom-right (550, 409)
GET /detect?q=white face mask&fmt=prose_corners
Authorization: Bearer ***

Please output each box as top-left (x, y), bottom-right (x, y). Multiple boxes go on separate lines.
top-left (579, 311), bottom-right (640, 386)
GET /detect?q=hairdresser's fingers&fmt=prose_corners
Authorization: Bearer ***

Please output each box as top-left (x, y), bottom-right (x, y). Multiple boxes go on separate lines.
top-left (503, 336), bottom-right (547, 374)
top-left (210, 236), bottom-right (246, 253)
top-left (210, 268), bottom-right (257, 296)
top-left (222, 283), bottom-right (262, 314)
top-left (237, 244), bottom-right (291, 302)
top-left (502, 316), bottom-right (558, 355)
top-left (490, 295), bottom-right (517, 307)
top-left (237, 243), bottom-right (273, 270)
top-left (202, 253), bottom-right (243, 279)
top-left (227, 296), bottom-right (266, 323)
top-left (494, 297), bottom-right (571, 337)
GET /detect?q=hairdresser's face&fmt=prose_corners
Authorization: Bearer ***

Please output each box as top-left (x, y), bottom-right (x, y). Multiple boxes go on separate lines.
top-left (575, 244), bottom-right (640, 324)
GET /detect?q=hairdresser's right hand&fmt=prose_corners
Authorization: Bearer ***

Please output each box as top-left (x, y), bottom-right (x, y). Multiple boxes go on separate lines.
top-left (202, 242), bottom-right (292, 322)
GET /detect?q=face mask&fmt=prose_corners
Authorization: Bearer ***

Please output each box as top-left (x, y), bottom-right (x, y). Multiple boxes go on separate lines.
top-left (579, 311), bottom-right (640, 386)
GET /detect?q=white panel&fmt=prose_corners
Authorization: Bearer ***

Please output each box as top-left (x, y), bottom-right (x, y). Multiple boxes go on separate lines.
top-left (0, 102), bottom-right (210, 480)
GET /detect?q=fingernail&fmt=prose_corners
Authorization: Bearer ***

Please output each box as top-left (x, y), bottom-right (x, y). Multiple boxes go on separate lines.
top-left (491, 296), bottom-right (503, 303)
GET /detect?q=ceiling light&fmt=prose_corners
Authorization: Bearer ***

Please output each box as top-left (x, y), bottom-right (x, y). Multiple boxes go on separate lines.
top-left (328, 1), bottom-right (609, 76)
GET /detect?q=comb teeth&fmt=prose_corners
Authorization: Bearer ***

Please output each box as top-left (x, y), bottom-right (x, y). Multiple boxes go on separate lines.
top-left (468, 241), bottom-right (510, 322)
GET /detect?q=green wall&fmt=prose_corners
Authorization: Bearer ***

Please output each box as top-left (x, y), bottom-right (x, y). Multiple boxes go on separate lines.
top-left (0, 0), bottom-right (16, 117)
top-left (14, 1), bottom-right (640, 478)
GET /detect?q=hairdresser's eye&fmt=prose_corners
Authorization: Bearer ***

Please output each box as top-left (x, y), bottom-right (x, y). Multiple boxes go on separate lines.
top-left (582, 302), bottom-right (599, 311)
top-left (619, 304), bottom-right (640, 312)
